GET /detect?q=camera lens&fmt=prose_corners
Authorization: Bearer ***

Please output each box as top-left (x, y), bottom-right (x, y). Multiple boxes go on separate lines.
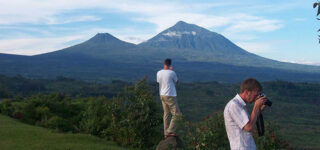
top-left (260, 93), bottom-right (272, 107)
top-left (264, 99), bottom-right (272, 107)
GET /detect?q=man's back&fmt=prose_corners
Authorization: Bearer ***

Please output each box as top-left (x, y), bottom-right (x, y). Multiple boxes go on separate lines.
top-left (157, 69), bottom-right (178, 96)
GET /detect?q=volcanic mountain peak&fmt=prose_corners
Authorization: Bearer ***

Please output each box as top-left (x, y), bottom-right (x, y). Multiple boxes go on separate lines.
top-left (86, 33), bottom-right (121, 43)
top-left (139, 21), bottom-right (244, 54)
top-left (158, 21), bottom-right (213, 39)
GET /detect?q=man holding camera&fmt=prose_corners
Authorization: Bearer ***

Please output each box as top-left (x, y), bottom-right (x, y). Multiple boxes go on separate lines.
top-left (157, 58), bottom-right (181, 139)
top-left (224, 78), bottom-right (268, 150)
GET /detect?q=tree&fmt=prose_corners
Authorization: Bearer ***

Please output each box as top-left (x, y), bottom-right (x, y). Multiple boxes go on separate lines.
top-left (314, 2), bottom-right (320, 43)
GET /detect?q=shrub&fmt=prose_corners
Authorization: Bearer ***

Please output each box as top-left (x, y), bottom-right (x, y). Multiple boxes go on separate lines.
top-left (46, 115), bottom-right (70, 131)
top-left (176, 113), bottom-right (229, 150)
top-left (0, 100), bottom-right (15, 116)
top-left (80, 96), bottom-right (111, 137)
top-left (14, 93), bottom-right (84, 132)
top-left (107, 77), bottom-right (162, 149)
top-left (254, 121), bottom-right (290, 149)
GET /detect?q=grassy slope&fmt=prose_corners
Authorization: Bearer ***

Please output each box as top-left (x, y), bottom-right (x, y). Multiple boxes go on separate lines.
top-left (0, 114), bottom-right (128, 150)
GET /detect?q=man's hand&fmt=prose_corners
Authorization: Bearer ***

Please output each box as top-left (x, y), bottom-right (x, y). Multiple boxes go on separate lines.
top-left (261, 105), bottom-right (267, 111)
top-left (243, 96), bottom-right (267, 132)
top-left (254, 96), bottom-right (266, 109)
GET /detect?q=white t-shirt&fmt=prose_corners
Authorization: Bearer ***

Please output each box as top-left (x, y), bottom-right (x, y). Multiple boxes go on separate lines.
top-left (157, 69), bottom-right (178, 96)
top-left (224, 94), bottom-right (256, 150)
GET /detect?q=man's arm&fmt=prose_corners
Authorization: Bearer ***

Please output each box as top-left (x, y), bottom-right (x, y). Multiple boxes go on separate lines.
top-left (156, 72), bottom-right (160, 83)
top-left (172, 71), bottom-right (178, 83)
top-left (243, 97), bottom-right (266, 132)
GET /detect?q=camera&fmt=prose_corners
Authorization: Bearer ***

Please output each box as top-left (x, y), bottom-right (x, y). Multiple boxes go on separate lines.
top-left (259, 93), bottom-right (272, 107)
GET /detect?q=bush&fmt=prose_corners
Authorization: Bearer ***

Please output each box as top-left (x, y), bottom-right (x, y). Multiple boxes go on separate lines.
top-left (11, 93), bottom-right (85, 132)
top-left (79, 78), bottom-right (163, 149)
top-left (80, 96), bottom-right (111, 137)
top-left (176, 113), bottom-right (229, 150)
top-left (46, 116), bottom-right (69, 131)
top-left (254, 121), bottom-right (290, 149)
top-left (107, 77), bottom-right (162, 149)
top-left (0, 100), bottom-right (15, 116)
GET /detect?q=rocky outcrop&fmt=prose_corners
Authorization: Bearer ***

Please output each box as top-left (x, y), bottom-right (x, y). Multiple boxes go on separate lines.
top-left (156, 136), bottom-right (184, 150)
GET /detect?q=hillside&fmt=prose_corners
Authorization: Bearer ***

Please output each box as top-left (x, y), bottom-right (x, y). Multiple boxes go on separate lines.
top-left (0, 75), bottom-right (319, 149)
top-left (0, 114), bottom-right (128, 150)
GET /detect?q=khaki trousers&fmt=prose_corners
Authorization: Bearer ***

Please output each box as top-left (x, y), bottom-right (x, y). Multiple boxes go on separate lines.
top-left (160, 95), bottom-right (181, 135)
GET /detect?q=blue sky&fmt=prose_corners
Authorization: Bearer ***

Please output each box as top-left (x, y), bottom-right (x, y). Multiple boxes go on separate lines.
top-left (0, 0), bottom-right (319, 65)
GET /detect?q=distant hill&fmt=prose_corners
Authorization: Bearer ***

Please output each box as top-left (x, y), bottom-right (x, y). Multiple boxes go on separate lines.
top-left (0, 21), bottom-right (320, 82)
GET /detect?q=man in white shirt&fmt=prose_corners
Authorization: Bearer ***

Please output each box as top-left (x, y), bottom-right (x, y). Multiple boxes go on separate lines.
top-left (224, 78), bottom-right (267, 150)
top-left (157, 58), bottom-right (181, 139)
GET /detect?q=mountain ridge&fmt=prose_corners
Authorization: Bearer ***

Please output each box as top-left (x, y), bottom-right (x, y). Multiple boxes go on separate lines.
top-left (0, 21), bottom-right (320, 82)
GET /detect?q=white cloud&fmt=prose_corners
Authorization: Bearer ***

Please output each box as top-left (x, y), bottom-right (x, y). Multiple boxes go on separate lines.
top-left (235, 42), bottom-right (274, 53)
top-left (282, 59), bottom-right (320, 66)
top-left (293, 18), bottom-right (307, 22)
top-left (0, 36), bottom-right (85, 55)
top-left (0, 1), bottom-right (283, 33)
top-left (235, 0), bottom-right (308, 14)
top-left (134, 13), bottom-right (232, 33)
top-left (134, 12), bottom-right (282, 34)
top-left (0, 0), bottom-right (114, 25)
top-left (121, 37), bottom-right (144, 44)
top-left (225, 16), bottom-right (283, 33)
top-left (222, 32), bottom-right (258, 41)
top-left (0, 0), bottom-right (184, 25)
top-left (46, 16), bottom-right (101, 25)
top-left (117, 34), bottom-right (153, 44)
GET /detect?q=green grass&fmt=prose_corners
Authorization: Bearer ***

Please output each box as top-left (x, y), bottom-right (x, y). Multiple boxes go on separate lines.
top-left (0, 114), bottom-right (128, 150)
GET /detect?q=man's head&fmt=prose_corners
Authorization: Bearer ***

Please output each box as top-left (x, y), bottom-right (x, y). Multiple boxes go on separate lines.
top-left (240, 78), bottom-right (262, 103)
top-left (164, 58), bottom-right (171, 66)
top-left (164, 58), bottom-right (172, 69)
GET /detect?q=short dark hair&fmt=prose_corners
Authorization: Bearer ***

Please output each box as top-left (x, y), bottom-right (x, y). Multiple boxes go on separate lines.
top-left (240, 78), bottom-right (262, 93)
top-left (164, 58), bottom-right (172, 66)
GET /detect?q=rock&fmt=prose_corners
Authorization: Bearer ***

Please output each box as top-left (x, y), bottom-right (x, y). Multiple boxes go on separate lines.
top-left (156, 136), bottom-right (184, 150)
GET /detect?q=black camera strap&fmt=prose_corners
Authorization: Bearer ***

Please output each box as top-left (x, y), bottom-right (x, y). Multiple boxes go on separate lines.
top-left (256, 113), bottom-right (265, 136)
